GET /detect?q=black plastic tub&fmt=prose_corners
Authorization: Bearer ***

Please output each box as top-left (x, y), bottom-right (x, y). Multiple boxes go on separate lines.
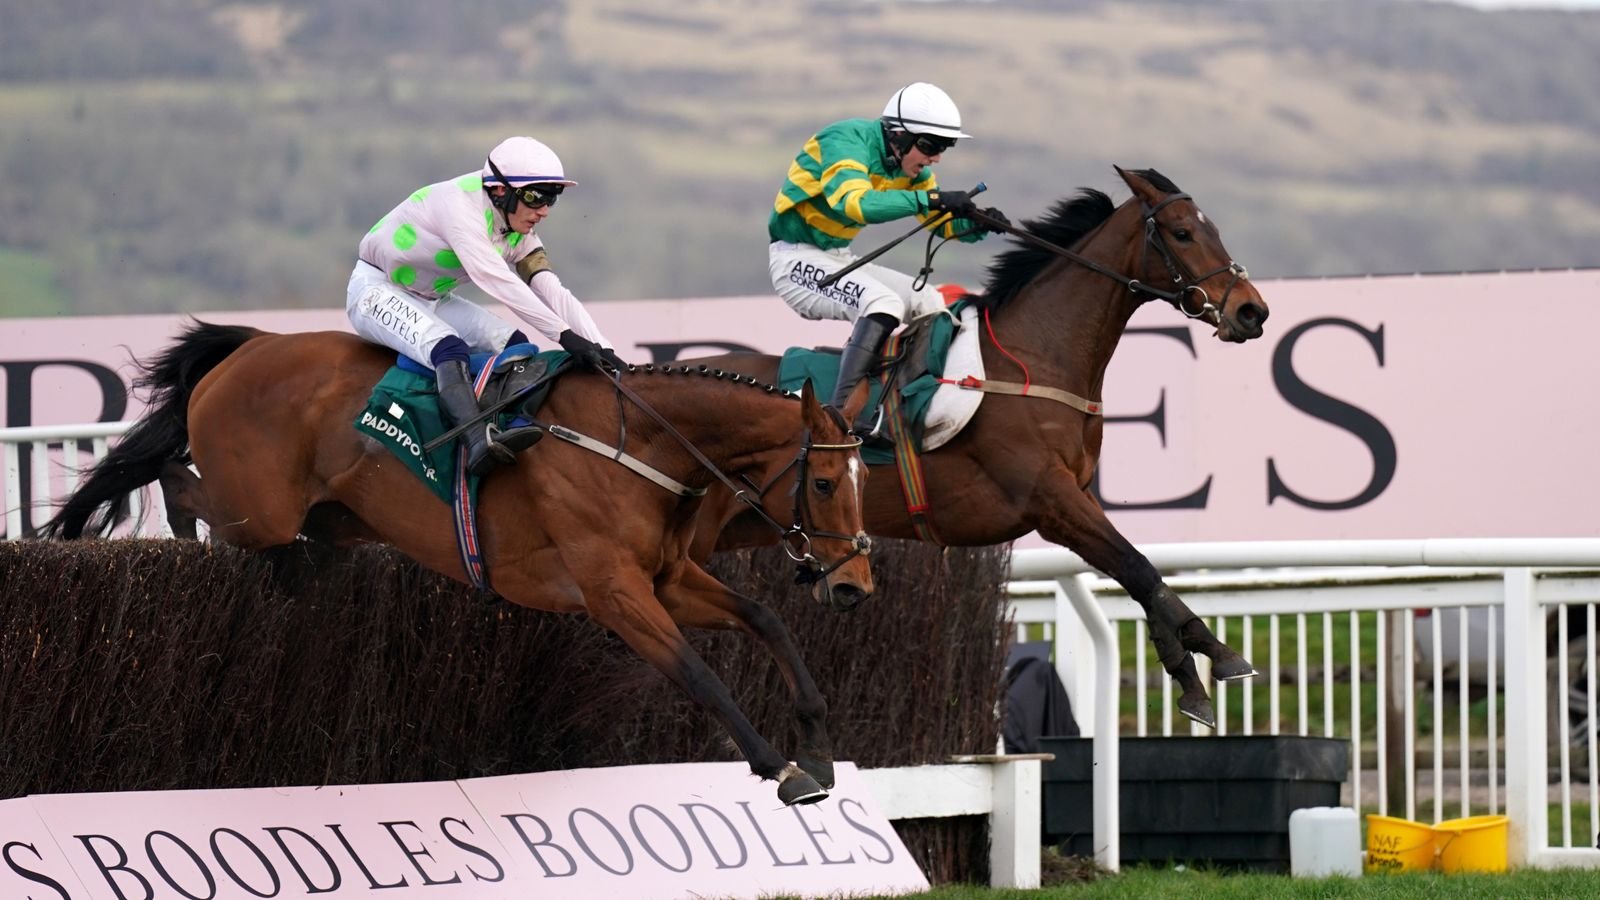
top-left (1041, 735), bottom-right (1350, 872)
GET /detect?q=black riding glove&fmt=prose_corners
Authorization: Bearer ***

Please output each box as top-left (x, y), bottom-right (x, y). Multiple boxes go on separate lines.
top-left (557, 329), bottom-right (607, 371)
top-left (978, 207), bottom-right (1011, 234)
top-left (597, 346), bottom-right (629, 371)
top-left (927, 189), bottom-right (978, 218)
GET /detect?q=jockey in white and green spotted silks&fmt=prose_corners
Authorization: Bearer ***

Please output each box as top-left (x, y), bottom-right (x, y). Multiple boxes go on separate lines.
top-left (347, 136), bottom-right (621, 477)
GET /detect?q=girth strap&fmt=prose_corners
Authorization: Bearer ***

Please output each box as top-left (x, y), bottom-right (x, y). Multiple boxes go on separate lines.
top-left (939, 375), bottom-right (1104, 416)
top-left (546, 424), bottom-right (708, 497)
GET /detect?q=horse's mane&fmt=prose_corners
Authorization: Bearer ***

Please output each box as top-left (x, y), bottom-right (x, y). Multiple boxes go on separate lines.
top-left (971, 168), bottom-right (1182, 311)
top-left (631, 363), bottom-right (786, 396)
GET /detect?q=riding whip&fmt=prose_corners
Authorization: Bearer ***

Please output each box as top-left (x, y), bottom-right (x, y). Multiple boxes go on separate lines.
top-left (815, 182), bottom-right (985, 289)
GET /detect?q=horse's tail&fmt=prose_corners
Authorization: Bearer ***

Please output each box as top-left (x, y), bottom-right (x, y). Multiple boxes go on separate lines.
top-left (38, 320), bottom-right (265, 539)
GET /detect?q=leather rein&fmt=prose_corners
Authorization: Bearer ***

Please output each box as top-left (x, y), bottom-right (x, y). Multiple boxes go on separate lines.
top-left (967, 193), bottom-right (1249, 327)
top-left (598, 368), bottom-right (872, 586)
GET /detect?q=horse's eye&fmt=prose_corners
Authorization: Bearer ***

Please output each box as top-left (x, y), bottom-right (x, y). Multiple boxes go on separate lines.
top-left (1173, 228), bottom-right (1193, 242)
top-left (812, 478), bottom-right (835, 497)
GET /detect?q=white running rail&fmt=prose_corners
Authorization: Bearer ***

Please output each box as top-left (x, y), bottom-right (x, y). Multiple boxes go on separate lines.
top-left (1008, 541), bottom-right (1600, 872)
top-left (1, 422), bottom-right (156, 539)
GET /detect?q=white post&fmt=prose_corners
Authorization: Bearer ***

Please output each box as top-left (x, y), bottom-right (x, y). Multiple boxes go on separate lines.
top-left (1053, 580), bottom-right (1093, 736)
top-left (989, 758), bottom-right (1042, 888)
top-left (1502, 567), bottom-right (1547, 866)
top-left (1060, 572), bottom-right (1119, 871)
top-left (2, 442), bottom-right (21, 539)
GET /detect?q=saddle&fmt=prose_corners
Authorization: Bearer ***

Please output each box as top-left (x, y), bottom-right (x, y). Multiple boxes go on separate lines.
top-left (360, 345), bottom-right (575, 503)
top-left (778, 302), bottom-right (983, 464)
top-left (396, 343), bottom-right (570, 423)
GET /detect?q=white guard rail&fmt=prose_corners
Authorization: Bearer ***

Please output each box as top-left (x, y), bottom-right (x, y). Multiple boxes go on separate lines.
top-left (1008, 540), bottom-right (1600, 872)
top-left (2, 422), bottom-right (147, 539)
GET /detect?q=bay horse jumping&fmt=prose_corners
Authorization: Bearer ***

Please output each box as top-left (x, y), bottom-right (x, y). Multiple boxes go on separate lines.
top-left (694, 167), bottom-right (1269, 726)
top-left (42, 324), bottom-right (874, 806)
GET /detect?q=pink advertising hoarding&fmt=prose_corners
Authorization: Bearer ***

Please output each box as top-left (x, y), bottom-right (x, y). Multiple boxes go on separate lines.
top-left (456, 762), bottom-right (926, 899)
top-left (3, 269), bottom-right (1597, 542)
top-left (10, 763), bottom-right (921, 899)
top-left (0, 798), bottom-right (90, 898)
top-left (28, 780), bottom-right (504, 899)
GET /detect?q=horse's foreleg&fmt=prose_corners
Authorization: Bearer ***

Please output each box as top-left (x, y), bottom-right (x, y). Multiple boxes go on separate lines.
top-left (659, 563), bottom-right (835, 789)
top-left (1034, 478), bottom-right (1253, 728)
top-left (1151, 583), bottom-right (1256, 680)
top-left (587, 570), bottom-right (829, 806)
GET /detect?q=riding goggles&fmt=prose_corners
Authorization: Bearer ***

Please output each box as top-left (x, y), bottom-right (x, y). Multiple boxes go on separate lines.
top-left (511, 184), bottom-right (562, 209)
top-left (913, 134), bottom-right (957, 156)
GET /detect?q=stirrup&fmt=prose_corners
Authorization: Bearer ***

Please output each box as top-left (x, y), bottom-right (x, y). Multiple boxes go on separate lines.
top-left (496, 423), bottom-right (544, 454)
top-left (482, 424), bottom-right (517, 464)
top-left (851, 406), bottom-right (885, 439)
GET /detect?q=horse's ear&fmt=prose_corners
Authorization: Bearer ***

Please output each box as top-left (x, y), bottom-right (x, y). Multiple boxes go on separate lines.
top-left (799, 378), bottom-right (829, 433)
top-left (800, 378), bottom-right (818, 409)
top-left (1116, 165), bottom-right (1163, 206)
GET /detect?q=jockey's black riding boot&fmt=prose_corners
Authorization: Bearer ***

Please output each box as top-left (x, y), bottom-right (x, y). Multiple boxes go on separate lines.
top-left (831, 313), bottom-right (896, 437)
top-left (435, 359), bottom-right (515, 477)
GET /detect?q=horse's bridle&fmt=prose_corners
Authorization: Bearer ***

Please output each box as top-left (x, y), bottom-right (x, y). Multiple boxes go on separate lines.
top-left (743, 426), bottom-right (873, 586)
top-left (967, 194), bottom-right (1249, 325)
top-left (1133, 193), bottom-right (1249, 325)
top-left (604, 370), bottom-right (872, 586)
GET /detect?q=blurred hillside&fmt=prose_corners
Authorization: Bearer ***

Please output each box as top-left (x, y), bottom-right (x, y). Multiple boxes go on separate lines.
top-left (2, 0), bottom-right (1598, 316)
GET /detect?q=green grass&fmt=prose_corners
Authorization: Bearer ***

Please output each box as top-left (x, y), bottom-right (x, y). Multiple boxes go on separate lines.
top-left (886, 865), bottom-right (1600, 898)
top-left (0, 245), bottom-right (67, 316)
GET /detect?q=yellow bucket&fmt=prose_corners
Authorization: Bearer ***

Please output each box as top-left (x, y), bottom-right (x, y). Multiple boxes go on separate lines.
top-left (1434, 815), bottom-right (1509, 873)
top-left (1366, 814), bottom-right (1438, 873)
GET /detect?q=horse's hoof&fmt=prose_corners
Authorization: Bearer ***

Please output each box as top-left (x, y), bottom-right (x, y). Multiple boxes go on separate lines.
top-left (777, 768), bottom-right (829, 806)
top-left (796, 751), bottom-right (835, 790)
top-left (1211, 654), bottom-right (1258, 681)
top-left (1178, 693), bottom-right (1216, 729)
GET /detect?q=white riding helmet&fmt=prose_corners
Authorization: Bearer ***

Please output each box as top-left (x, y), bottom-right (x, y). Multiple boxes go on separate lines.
top-left (481, 136), bottom-right (578, 188)
top-left (880, 83), bottom-right (971, 139)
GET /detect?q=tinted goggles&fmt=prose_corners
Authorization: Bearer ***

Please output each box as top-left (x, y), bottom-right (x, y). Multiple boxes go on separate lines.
top-left (512, 184), bottom-right (562, 209)
top-left (913, 134), bottom-right (957, 156)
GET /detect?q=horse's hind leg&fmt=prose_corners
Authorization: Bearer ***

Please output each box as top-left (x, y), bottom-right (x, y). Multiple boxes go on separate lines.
top-left (586, 566), bottom-right (828, 806)
top-left (157, 461), bottom-right (203, 539)
top-left (1035, 477), bottom-right (1255, 728)
top-left (659, 562), bottom-right (835, 788)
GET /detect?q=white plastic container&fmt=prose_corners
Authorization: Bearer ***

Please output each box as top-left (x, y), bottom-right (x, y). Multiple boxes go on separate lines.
top-left (1289, 806), bottom-right (1363, 877)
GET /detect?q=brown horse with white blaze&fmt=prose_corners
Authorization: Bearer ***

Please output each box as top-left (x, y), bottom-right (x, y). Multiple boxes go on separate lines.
top-left (42, 324), bottom-right (874, 805)
top-left (693, 167), bottom-right (1269, 726)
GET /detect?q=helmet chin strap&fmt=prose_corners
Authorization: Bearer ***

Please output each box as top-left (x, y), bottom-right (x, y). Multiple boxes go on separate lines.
top-left (881, 122), bottom-right (915, 171)
top-left (484, 155), bottom-right (520, 221)
top-left (882, 87), bottom-right (924, 170)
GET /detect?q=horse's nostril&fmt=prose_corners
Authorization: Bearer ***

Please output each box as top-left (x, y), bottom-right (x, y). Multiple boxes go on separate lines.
top-left (831, 584), bottom-right (868, 612)
top-left (1238, 302), bottom-right (1266, 327)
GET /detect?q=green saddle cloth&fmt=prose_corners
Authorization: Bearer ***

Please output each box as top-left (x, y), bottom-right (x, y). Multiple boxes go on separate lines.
top-left (352, 349), bottom-right (567, 503)
top-left (777, 306), bottom-right (963, 465)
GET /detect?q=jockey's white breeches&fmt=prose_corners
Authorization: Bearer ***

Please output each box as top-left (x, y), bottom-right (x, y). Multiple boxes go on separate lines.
top-left (767, 241), bottom-right (945, 324)
top-left (346, 261), bottom-right (517, 369)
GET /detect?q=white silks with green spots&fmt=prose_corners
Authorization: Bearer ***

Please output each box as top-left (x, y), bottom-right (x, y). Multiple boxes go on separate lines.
top-left (350, 172), bottom-right (612, 367)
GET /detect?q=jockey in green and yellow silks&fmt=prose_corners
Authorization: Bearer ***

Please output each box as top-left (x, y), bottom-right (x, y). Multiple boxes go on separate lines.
top-left (766, 83), bottom-right (1009, 436)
